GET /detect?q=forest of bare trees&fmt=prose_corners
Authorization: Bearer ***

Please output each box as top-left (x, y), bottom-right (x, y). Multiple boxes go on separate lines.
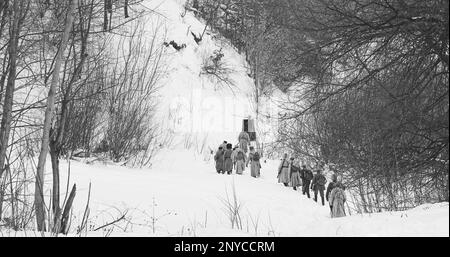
top-left (196, 0), bottom-right (449, 211)
top-left (0, 0), bottom-right (165, 233)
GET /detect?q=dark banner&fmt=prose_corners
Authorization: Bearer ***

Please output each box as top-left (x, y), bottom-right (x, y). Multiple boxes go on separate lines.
top-left (1, 236), bottom-right (440, 256)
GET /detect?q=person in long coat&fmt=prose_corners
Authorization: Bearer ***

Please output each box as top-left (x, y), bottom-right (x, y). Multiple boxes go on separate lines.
top-left (329, 182), bottom-right (346, 218)
top-left (326, 174), bottom-right (338, 211)
top-left (214, 147), bottom-right (224, 174)
top-left (300, 164), bottom-right (313, 198)
top-left (311, 168), bottom-right (327, 205)
top-left (247, 146), bottom-right (261, 178)
top-left (238, 131), bottom-right (250, 153)
top-left (277, 154), bottom-right (290, 187)
top-left (289, 158), bottom-right (302, 191)
top-left (234, 147), bottom-right (247, 175)
top-left (223, 144), bottom-right (234, 175)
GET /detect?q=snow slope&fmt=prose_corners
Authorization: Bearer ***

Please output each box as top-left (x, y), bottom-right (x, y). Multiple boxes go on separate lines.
top-left (140, 0), bottom-right (258, 152)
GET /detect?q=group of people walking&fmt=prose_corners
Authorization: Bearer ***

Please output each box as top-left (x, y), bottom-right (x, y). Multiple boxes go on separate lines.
top-left (213, 134), bottom-right (347, 219)
top-left (277, 153), bottom-right (347, 218)
top-left (214, 139), bottom-right (262, 178)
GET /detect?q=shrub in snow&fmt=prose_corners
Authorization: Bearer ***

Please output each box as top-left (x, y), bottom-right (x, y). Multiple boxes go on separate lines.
top-left (201, 48), bottom-right (235, 90)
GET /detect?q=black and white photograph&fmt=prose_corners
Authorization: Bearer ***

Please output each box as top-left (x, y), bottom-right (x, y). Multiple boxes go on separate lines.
top-left (0, 0), bottom-right (448, 242)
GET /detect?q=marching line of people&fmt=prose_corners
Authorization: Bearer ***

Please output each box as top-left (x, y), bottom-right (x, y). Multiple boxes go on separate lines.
top-left (213, 136), bottom-right (346, 218)
top-left (214, 140), bottom-right (262, 178)
top-left (277, 154), bottom-right (347, 218)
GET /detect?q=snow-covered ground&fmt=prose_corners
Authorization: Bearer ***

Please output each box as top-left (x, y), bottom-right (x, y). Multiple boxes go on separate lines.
top-left (1, 150), bottom-right (448, 237)
top-left (65, 151), bottom-right (449, 237)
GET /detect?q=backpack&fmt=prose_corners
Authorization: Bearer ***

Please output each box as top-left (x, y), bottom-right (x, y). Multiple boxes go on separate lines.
top-left (236, 151), bottom-right (245, 161)
top-left (253, 152), bottom-right (260, 161)
top-left (318, 175), bottom-right (327, 186)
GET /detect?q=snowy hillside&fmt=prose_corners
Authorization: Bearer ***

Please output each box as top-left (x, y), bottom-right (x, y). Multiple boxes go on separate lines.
top-left (138, 0), bottom-right (259, 154)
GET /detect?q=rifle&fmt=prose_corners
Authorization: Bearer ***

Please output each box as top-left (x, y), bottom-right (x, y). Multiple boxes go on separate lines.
top-left (278, 159), bottom-right (287, 176)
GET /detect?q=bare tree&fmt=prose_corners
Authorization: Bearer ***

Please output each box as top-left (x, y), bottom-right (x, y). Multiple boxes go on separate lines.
top-left (0, 0), bottom-right (153, 232)
top-left (0, 0), bottom-right (28, 221)
top-left (274, 0), bottom-right (449, 210)
top-left (199, 0), bottom-right (448, 209)
top-left (201, 48), bottom-right (236, 91)
top-left (34, 0), bottom-right (77, 232)
top-left (103, 20), bottom-right (165, 165)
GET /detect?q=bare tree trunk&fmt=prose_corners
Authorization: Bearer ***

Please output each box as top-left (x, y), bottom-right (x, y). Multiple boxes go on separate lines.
top-left (445, 169), bottom-right (449, 202)
top-left (34, 0), bottom-right (77, 232)
top-left (0, 1), bottom-right (9, 102)
top-left (103, 0), bottom-right (112, 31)
top-left (254, 54), bottom-right (260, 121)
top-left (0, 0), bottom-right (8, 39)
top-left (124, 0), bottom-right (129, 18)
top-left (0, 0), bottom-right (20, 190)
top-left (60, 184), bottom-right (76, 234)
top-left (49, 135), bottom-right (61, 230)
top-left (0, 180), bottom-right (4, 220)
top-left (49, 5), bottom-right (92, 230)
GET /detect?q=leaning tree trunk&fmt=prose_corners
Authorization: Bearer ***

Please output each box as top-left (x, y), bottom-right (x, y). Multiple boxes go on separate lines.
top-left (49, 9), bottom-right (91, 231)
top-left (34, 0), bottom-right (77, 232)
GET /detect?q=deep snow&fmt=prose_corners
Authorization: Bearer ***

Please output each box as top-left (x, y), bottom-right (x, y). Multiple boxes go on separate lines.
top-left (63, 150), bottom-right (448, 237)
top-left (1, 150), bottom-right (448, 237)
